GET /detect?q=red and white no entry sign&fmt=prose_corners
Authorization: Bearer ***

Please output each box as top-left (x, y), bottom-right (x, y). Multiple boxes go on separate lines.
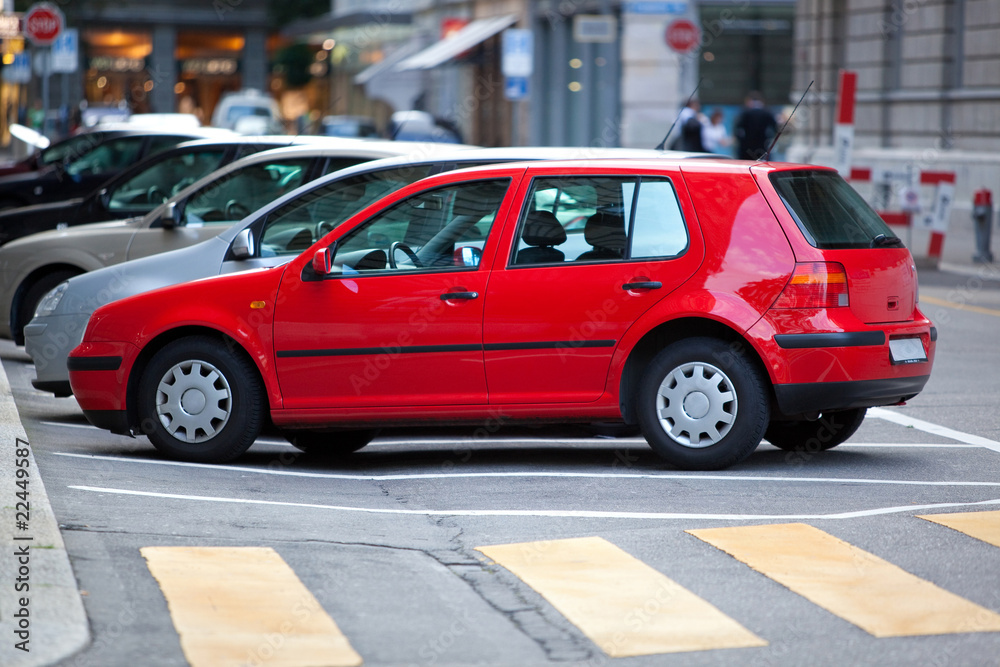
top-left (665, 18), bottom-right (700, 54)
top-left (23, 2), bottom-right (64, 46)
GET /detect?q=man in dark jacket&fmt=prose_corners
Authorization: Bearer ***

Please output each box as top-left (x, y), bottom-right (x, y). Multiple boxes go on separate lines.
top-left (733, 91), bottom-right (778, 160)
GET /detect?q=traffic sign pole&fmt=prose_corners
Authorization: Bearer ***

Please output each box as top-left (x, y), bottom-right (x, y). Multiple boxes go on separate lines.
top-left (23, 2), bottom-right (65, 139)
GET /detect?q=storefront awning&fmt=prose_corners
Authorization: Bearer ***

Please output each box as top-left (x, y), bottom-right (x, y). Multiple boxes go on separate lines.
top-left (396, 14), bottom-right (518, 71)
top-left (354, 40), bottom-right (424, 85)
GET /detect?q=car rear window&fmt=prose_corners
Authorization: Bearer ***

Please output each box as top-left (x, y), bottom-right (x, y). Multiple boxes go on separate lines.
top-left (770, 170), bottom-right (899, 249)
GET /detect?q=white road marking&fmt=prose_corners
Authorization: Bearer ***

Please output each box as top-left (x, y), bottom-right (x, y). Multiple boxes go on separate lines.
top-left (870, 407), bottom-right (1000, 452)
top-left (69, 485), bottom-right (1000, 520)
top-left (53, 452), bottom-right (1000, 487)
top-left (41, 420), bottom-right (98, 430)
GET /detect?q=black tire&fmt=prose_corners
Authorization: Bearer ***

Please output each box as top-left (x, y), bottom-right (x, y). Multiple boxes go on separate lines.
top-left (764, 408), bottom-right (867, 453)
top-left (284, 429), bottom-right (378, 455)
top-left (137, 336), bottom-right (264, 463)
top-left (15, 269), bottom-right (80, 345)
top-left (637, 338), bottom-right (769, 470)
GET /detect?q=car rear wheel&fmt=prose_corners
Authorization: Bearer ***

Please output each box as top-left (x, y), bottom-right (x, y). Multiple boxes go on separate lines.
top-left (15, 269), bottom-right (80, 344)
top-left (764, 408), bottom-right (867, 452)
top-left (284, 429), bottom-right (379, 455)
top-left (138, 336), bottom-right (264, 463)
top-left (637, 338), bottom-right (769, 470)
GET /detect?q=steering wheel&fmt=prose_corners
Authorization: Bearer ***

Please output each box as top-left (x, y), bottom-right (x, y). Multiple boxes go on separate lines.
top-left (388, 241), bottom-right (423, 269)
top-left (225, 200), bottom-right (251, 219)
top-left (147, 186), bottom-right (167, 204)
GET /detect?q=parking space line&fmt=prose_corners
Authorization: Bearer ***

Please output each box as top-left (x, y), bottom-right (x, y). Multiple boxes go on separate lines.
top-left (869, 408), bottom-right (1000, 452)
top-left (476, 536), bottom-right (765, 656)
top-left (142, 546), bottom-right (362, 667)
top-left (70, 485), bottom-right (1000, 520)
top-left (919, 295), bottom-right (1000, 318)
top-left (688, 523), bottom-right (1000, 637)
top-left (53, 452), bottom-right (1000, 487)
top-left (918, 510), bottom-right (1000, 548)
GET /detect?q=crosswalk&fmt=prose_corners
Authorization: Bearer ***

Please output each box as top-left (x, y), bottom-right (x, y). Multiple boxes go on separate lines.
top-left (141, 511), bottom-right (1000, 666)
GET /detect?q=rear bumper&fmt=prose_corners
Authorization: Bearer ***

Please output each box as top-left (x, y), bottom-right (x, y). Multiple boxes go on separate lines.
top-left (773, 375), bottom-right (929, 415)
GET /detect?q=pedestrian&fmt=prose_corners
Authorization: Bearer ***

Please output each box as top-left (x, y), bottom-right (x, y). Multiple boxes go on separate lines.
top-left (703, 109), bottom-right (732, 155)
top-left (671, 98), bottom-right (706, 152)
top-left (733, 91), bottom-right (778, 160)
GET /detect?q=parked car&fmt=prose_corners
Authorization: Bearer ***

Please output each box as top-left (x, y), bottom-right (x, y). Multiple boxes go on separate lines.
top-left (0, 125), bottom-right (157, 179)
top-left (24, 146), bottom-right (706, 396)
top-left (389, 111), bottom-right (462, 143)
top-left (0, 127), bottom-right (234, 211)
top-left (211, 89), bottom-right (283, 135)
top-left (3, 140), bottom-right (455, 344)
top-left (66, 158), bottom-right (935, 470)
top-left (0, 135), bottom-right (330, 245)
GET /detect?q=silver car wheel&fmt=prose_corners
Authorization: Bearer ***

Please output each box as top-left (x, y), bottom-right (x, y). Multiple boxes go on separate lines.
top-left (656, 361), bottom-right (737, 448)
top-left (155, 359), bottom-right (232, 444)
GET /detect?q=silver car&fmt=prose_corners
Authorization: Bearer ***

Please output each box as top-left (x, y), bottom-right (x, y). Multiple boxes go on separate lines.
top-left (24, 147), bottom-right (708, 396)
top-left (2, 139), bottom-right (459, 344)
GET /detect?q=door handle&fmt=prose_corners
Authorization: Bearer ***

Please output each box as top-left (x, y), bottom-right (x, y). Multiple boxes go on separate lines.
top-left (622, 281), bottom-right (662, 291)
top-left (440, 291), bottom-right (479, 301)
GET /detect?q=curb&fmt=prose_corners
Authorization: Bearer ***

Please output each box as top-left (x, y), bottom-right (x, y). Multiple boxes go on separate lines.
top-left (0, 353), bottom-right (89, 665)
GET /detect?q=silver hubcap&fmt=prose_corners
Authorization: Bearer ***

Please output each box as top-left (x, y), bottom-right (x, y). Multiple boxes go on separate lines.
top-left (155, 359), bottom-right (232, 444)
top-left (656, 361), bottom-right (737, 448)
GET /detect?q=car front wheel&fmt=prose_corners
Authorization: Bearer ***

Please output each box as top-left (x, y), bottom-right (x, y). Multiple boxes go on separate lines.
top-left (764, 408), bottom-right (867, 452)
top-left (637, 338), bottom-right (769, 470)
top-left (137, 336), bottom-right (264, 463)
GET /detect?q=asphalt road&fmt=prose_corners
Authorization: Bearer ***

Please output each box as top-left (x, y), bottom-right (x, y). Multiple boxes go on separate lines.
top-left (3, 267), bottom-right (1000, 667)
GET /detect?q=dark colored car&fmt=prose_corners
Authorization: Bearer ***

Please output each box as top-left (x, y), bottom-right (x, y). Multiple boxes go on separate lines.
top-left (0, 136), bottom-right (315, 246)
top-left (0, 127), bottom-right (232, 213)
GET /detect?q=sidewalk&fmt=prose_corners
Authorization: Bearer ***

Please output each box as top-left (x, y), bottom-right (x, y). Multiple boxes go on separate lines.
top-left (0, 355), bottom-right (89, 665)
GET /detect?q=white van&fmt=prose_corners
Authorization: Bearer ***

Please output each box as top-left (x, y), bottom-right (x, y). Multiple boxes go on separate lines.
top-left (211, 90), bottom-right (283, 134)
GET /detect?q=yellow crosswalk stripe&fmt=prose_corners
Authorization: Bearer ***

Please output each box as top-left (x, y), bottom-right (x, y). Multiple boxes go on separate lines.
top-left (688, 523), bottom-right (1000, 638)
top-left (919, 510), bottom-right (1000, 548)
top-left (476, 536), bottom-right (766, 657)
top-left (142, 546), bottom-right (362, 667)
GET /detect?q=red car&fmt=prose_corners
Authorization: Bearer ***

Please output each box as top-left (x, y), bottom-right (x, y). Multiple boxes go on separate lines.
top-left (68, 159), bottom-right (935, 470)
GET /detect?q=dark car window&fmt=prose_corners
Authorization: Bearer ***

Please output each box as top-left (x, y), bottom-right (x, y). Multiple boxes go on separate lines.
top-left (39, 133), bottom-right (108, 166)
top-left (770, 170), bottom-right (899, 249)
top-left (182, 158), bottom-right (314, 227)
top-left (329, 179), bottom-right (510, 274)
top-left (258, 164), bottom-right (437, 258)
top-left (108, 150), bottom-right (228, 211)
top-left (512, 176), bottom-right (688, 265)
top-left (64, 136), bottom-right (146, 177)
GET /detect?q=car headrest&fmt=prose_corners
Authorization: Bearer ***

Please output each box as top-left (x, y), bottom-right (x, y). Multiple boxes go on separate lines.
top-left (521, 210), bottom-right (567, 247)
top-left (584, 212), bottom-right (627, 251)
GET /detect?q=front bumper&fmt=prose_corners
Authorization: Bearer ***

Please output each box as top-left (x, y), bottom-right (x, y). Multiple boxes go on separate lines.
top-left (24, 312), bottom-right (89, 394)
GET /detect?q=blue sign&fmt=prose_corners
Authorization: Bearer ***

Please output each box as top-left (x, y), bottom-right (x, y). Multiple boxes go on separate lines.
top-left (502, 29), bottom-right (533, 78)
top-left (623, 1), bottom-right (688, 14)
top-left (505, 76), bottom-right (529, 101)
top-left (51, 28), bottom-right (79, 73)
top-left (3, 52), bottom-right (31, 84)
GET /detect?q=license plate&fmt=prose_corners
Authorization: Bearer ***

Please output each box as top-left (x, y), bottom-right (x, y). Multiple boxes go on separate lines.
top-left (889, 337), bottom-right (927, 364)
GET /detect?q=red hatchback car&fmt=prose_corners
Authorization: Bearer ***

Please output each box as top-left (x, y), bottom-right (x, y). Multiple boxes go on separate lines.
top-left (68, 159), bottom-right (935, 470)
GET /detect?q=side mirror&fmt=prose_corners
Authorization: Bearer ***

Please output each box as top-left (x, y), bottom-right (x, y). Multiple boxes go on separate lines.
top-left (160, 201), bottom-right (178, 229)
top-left (312, 247), bottom-right (333, 276)
top-left (453, 246), bottom-right (482, 268)
top-left (231, 228), bottom-right (255, 259)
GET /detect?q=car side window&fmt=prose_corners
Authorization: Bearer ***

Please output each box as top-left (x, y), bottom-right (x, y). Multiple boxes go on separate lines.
top-left (629, 178), bottom-right (689, 259)
top-left (257, 164), bottom-right (438, 258)
top-left (107, 150), bottom-right (227, 211)
top-left (329, 179), bottom-right (510, 275)
top-left (65, 137), bottom-right (146, 177)
top-left (182, 159), bottom-right (313, 227)
top-left (511, 176), bottom-right (687, 265)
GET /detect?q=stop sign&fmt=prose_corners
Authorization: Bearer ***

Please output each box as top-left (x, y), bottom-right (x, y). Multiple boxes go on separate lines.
top-left (23, 2), bottom-right (64, 46)
top-left (665, 18), bottom-right (700, 54)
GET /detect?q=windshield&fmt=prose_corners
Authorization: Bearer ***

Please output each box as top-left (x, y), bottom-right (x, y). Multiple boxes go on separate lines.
top-left (770, 170), bottom-right (899, 249)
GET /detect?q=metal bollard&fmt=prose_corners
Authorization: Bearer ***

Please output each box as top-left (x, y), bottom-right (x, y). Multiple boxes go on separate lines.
top-left (972, 188), bottom-right (994, 263)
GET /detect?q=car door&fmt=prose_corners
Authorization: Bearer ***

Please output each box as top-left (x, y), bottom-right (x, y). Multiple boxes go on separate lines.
top-left (482, 170), bottom-right (703, 404)
top-left (272, 177), bottom-right (514, 410)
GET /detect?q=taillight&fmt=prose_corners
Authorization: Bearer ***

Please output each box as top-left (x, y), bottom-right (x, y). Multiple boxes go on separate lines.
top-left (772, 262), bottom-right (849, 309)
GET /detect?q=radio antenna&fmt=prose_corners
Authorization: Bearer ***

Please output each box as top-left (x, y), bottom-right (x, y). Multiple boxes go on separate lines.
top-left (760, 80), bottom-right (813, 162)
top-left (655, 77), bottom-right (704, 151)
